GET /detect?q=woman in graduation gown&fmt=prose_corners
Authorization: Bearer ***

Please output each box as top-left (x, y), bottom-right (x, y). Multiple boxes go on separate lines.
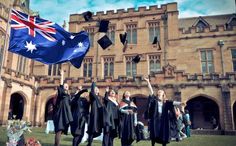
top-left (71, 85), bottom-right (90, 146)
top-left (53, 70), bottom-right (73, 146)
top-left (119, 91), bottom-right (137, 146)
top-left (86, 81), bottom-right (103, 146)
top-left (102, 87), bottom-right (119, 146)
top-left (144, 77), bottom-right (184, 146)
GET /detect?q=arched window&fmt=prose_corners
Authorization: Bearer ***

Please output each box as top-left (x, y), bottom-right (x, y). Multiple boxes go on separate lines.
top-left (149, 55), bottom-right (161, 74)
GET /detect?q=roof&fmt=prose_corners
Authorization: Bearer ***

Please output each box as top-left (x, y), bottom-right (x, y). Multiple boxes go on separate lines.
top-left (179, 14), bottom-right (235, 29)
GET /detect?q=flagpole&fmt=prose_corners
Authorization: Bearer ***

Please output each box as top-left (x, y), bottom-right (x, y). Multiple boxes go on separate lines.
top-left (0, 1), bottom-right (13, 82)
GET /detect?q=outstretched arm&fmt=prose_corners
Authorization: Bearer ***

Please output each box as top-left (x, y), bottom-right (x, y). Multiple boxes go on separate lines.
top-left (60, 69), bottom-right (64, 85)
top-left (144, 77), bottom-right (154, 95)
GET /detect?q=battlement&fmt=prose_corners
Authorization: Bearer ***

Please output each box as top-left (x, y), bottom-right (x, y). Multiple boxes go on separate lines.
top-left (36, 68), bottom-right (236, 90)
top-left (69, 3), bottom-right (177, 23)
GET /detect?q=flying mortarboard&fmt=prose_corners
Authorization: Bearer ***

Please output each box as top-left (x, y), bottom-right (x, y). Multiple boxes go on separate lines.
top-left (82, 11), bottom-right (93, 21)
top-left (132, 55), bottom-right (141, 63)
top-left (152, 36), bottom-right (161, 50)
top-left (119, 32), bottom-right (127, 45)
top-left (97, 35), bottom-right (112, 50)
top-left (120, 32), bottom-right (128, 52)
top-left (98, 20), bottom-right (109, 33)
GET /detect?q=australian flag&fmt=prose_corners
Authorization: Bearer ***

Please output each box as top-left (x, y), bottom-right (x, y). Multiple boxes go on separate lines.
top-left (9, 9), bottom-right (90, 68)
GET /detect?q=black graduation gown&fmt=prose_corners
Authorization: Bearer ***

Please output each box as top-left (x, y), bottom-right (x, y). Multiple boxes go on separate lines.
top-left (70, 89), bottom-right (89, 136)
top-left (53, 85), bottom-right (73, 134)
top-left (146, 95), bottom-right (174, 144)
top-left (103, 92), bottom-right (119, 138)
top-left (87, 82), bottom-right (103, 137)
top-left (119, 99), bottom-right (137, 144)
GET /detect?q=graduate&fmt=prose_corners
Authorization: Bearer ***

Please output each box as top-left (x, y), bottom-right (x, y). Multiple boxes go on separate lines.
top-left (144, 77), bottom-right (185, 146)
top-left (53, 70), bottom-right (73, 146)
top-left (102, 87), bottom-right (119, 146)
top-left (71, 85), bottom-right (90, 146)
top-left (86, 81), bottom-right (103, 146)
top-left (119, 91), bottom-right (137, 146)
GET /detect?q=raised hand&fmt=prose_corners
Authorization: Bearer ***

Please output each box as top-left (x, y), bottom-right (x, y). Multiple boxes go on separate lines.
top-left (144, 76), bottom-right (150, 82)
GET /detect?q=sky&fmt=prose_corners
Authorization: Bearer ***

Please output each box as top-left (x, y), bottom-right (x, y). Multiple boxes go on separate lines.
top-left (30, 0), bottom-right (235, 27)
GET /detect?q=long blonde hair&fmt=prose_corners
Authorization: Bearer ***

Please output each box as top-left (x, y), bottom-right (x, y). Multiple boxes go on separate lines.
top-left (157, 89), bottom-right (167, 102)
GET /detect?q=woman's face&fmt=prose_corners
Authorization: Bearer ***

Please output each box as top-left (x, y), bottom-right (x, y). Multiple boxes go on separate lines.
top-left (63, 83), bottom-right (69, 91)
top-left (157, 89), bottom-right (165, 100)
top-left (94, 87), bottom-right (99, 95)
top-left (109, 90), bottom-right (116, 97)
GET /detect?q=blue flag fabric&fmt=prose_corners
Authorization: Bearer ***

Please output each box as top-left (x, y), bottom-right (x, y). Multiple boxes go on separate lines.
top-left (9, 9), bottom-right (90, 68)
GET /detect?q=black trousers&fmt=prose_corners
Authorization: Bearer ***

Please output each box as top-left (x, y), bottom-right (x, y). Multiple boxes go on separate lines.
top-left (102, 132), bottom-right (114, 146)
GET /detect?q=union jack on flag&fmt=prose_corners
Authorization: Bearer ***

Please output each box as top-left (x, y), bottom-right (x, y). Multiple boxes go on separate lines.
top-left (11, 9), bottom-right (56, 41)
top-left (9, 9), bottom-right (90, 68)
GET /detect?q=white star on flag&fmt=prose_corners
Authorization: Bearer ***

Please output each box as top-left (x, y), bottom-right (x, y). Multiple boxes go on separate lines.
top-left (62, 40), bottom-right (65, 46)
top-left (73, 42), bottom-right (84, 53)
top-left (25, 41), bottom-right (37, 53)
top-left (78, 42), bottom-right (83, 48)
top-left (70, 35), bottom-right (75, 39)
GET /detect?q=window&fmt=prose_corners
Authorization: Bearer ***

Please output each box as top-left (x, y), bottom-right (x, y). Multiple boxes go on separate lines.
top-left (107, 26), bottom-right (115, 43)
top-left (196, 21), bottom-right (207, 32)
top-left (104, 57), bottom-right (114, 77)
top-left (126, 24), bottom-right (137, 44)
top-left (200, 50), bottom-right (214, 74)
top-left (48, 64), bottom-right (61, 76)
top-left (126, 56), bottom-right (137, 76)
top-left (83, 58), bottom-right (93, 77)
top-left (17, 56), bottom-right (28, 74)
top-left (149, 55), bottom-right (161, 73)
top-left (231, 49), bottom-right (236, 72)
top-left (85, 28), bottom-right (95, 47)
top-left (149, 22), bottom-right (160, 43)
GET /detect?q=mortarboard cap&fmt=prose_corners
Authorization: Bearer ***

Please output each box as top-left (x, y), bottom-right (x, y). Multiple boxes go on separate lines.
top-left (152, 36), bottom-right (157, 44)
top-left (82, 11), bottom-right (93, 21)
top-left (98, 20), bottom-right (109, 33)
top-left (132, 55), bottom-right (141, 63)
top-left (119, 32), bottom-right (127, 45)
top-left (97, 35), bottom-right (112, 50)
top-left (152, 36), bottom-right (161, 50)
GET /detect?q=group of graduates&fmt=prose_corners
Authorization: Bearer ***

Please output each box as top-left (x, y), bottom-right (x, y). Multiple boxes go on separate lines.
top-left (53, 70), bottom-right (186, 146)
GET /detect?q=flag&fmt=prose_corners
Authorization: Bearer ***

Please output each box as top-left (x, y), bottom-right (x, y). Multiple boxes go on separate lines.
top-left (9, 9), bottom-right (90, 68)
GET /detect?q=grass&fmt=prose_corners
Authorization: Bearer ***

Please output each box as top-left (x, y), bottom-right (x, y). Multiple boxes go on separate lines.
top-left (1, 127), bottom-right (236, 146)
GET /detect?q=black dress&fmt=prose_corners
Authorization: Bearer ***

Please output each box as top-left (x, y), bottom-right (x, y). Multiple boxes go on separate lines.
top-left (146, 95), bottom-right (175, 144)
top-left (87, 82), bottom-right (103, 137)
top-left (102, 92), bottom-right (120, 146)
top-left (103, 92), bottom-right (119, 138)
top-left (70, 89), bottom-right (89, 136)
top-left (119, 99), bottom-right (137, 145)
top-left (53, 85), bottom-right (73, 134)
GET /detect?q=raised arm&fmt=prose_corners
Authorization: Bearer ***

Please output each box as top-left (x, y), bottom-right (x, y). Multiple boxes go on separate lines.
top-left (144, 77), bottom-right (154, 95)
top-left (60, 69), bottom-right (64, 85)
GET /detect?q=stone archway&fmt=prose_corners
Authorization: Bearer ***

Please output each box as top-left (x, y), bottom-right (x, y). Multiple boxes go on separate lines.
top-left (233, 101), bottom-right (236, 130)
top-left (186, 96), bottom-right (220, 129)
top-left (44, 98), bottom-right (54, 122)
top-left (131, 94), bottom-right (148, 125)
top-left (9, 93), bottom-right (25, 120)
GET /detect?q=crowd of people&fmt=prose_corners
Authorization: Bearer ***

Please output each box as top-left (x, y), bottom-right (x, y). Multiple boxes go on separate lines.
top-left (52, 70), bottom-right (191, 146)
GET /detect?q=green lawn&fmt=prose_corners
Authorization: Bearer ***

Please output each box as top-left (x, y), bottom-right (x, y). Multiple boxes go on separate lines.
top-left (1, 127), bottom-right (236, 146)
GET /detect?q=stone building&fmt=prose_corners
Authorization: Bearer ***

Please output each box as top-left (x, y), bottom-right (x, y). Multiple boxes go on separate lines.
top-left (0, 2), bottom-right (236, 131)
